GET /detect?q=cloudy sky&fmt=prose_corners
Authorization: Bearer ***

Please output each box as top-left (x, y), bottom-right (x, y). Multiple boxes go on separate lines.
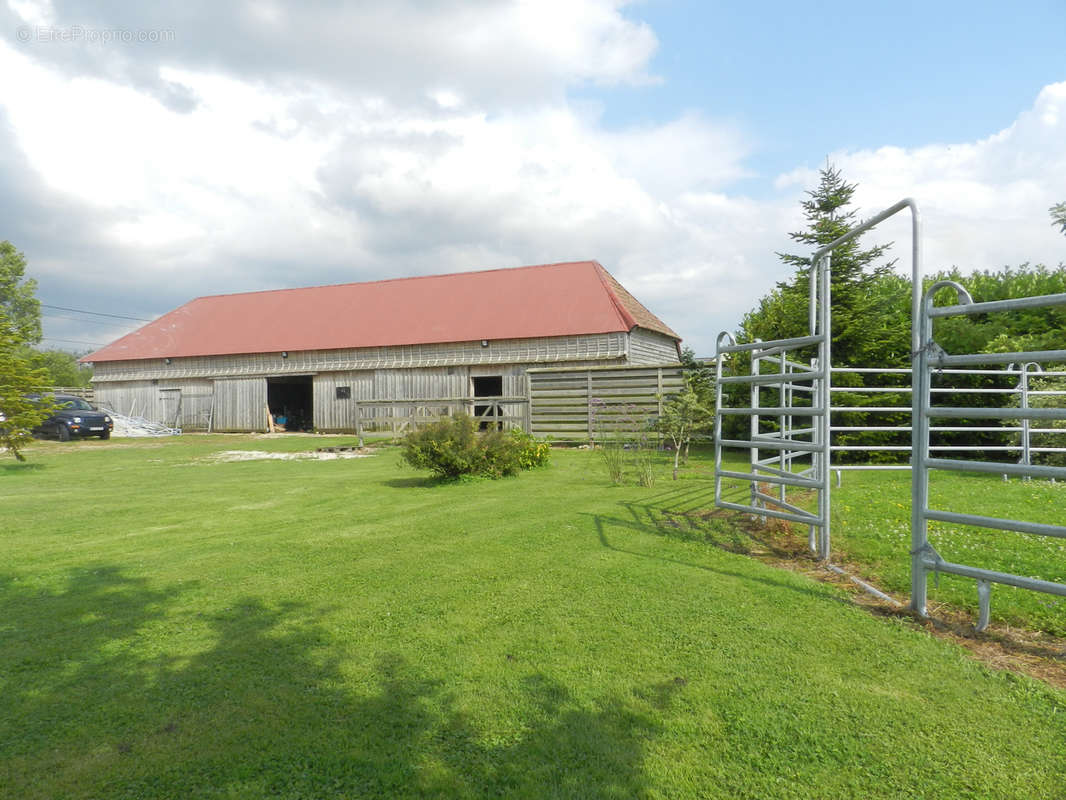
top-left (2, 0), bottom-right (1064, 356)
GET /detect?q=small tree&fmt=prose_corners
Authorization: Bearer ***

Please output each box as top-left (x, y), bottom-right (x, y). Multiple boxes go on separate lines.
top-left (0, 241), bottom-right (42, 344)
top-left (1051, 202), bottom-right (1066, 236)
top-left (680, 346), bottom-right (714, 406)
top-left (746, 164), bottom-right (899, 366)
top-left (657, 387), bottom-right (714, 480)
top-left (0, 309), bottom-right (54, 461)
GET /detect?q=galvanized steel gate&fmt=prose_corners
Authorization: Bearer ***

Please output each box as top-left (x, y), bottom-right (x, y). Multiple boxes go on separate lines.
top-left (714, 200), bottom-right (921, 566)
top-left (714, 328), bottom-right (831, 557)
top-left (715, 198), bottom-right (1066, 627)
top-left (910, 280), bottom-right (1066, 629)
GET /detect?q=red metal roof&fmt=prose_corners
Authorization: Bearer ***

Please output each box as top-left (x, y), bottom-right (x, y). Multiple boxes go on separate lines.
top-left (84, 261), bottom-right (680, 363)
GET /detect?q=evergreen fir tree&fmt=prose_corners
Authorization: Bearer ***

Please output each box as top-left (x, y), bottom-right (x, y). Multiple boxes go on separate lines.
top-left (743, 165), bottom-right (906, 367)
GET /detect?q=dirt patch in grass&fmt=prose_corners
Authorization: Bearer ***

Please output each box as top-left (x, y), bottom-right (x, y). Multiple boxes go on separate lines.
top-left (209, 448), bottom-right (374, 463)
top-left (693, 506), bottom-right (1066, 689)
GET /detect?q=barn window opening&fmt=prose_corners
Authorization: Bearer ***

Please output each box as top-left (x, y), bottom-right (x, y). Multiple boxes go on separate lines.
top-left (267, 375), bottom-right (313, 431)
top-left (472, 375), bottom-right (503, 430)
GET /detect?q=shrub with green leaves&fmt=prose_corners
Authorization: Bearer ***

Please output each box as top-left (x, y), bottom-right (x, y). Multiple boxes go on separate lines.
top-left (400, 415), bottom-right (549, 479)
top-left (508, 428), bottom-right (551, 470)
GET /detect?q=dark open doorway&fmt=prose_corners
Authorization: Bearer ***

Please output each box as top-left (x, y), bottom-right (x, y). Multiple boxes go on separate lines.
top-left (472, 375), bottom-right (503, 430)
top-left (267, 375), bottom-right (313, 431)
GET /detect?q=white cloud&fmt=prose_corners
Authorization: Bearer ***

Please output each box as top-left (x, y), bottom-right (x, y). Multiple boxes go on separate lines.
top-left (1, 20), bottom-right (765, 354)
top-left (791, 81), bottom-right (1066, 279)
top-left (3, 3), bottom-right (1065, 358)
top-left (8, 0), bottom-right (53, 27)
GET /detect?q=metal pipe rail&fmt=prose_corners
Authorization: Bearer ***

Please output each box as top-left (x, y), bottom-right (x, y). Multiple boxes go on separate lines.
top-left (937, 350), bottom-right (1066, 367)
top-left (718, 334), bottom-right (823, 354)
top-left (719, 371), bottom-right (825, 385)
top-left (924, 509), bottom-right (1066, 539)
top-left (827, 364), bottom-right (1065, 472)
top-left (925, 406), bottom-right (1066, 420)
top-left (836, 367), bottom-right (1066, 377)
top-left (715, 500), bottom-right (823, 527)
top-left (929, 292), bottom-right (1066, 317)
top-left (752, 459), bottom-right (814, 478)
top-left (717, 469), bottom-right (822, 490)
top-left (911, 279), bottom-right (1066, 630)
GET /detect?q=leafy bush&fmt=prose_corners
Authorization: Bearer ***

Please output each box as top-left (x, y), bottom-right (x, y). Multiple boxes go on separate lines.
top-left (400, 415), bottom-right (549, 479)
top-left (509, 428), bottom-right (551, 470)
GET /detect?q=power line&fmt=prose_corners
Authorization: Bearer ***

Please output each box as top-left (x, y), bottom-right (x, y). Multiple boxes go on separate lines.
top-left (40, 336), bottom-right (107, 347)
top-left (42, 311), bottom-right (138, 328)
top-left (40, 304), bottom-right (152, 323)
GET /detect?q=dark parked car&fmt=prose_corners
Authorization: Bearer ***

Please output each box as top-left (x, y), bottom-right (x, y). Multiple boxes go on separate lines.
top-left (32, 394), bottom-right (114, 441)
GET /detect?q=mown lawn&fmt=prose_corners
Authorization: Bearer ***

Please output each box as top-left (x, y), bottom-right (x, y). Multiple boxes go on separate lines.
top-left (2, 436), bottom-right (1065, 799)
top-left (713, 448), bottom-right (1066, 636)
top-left (821, 466), bottom-right (1066, 635)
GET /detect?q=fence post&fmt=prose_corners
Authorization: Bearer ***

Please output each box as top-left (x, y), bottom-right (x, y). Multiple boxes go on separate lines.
top-left (910, 289), bottom-right (933, 617)
top-left (586, 370), bottom-right (593, 441)
top-left (524, 374), bottom-right (532, 434)
top-left (817, 252), bottom-right (832, 561)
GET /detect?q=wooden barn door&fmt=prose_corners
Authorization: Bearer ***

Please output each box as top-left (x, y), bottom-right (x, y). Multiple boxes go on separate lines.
top-left (212, 378), bottom-right (267, 432)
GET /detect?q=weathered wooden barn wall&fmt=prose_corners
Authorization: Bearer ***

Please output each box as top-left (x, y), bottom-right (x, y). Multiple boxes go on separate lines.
top-left (91, 329), bottom-right (681, 433)
top-left (95, 378), bottom-right (216, 430)
top-left (312, 370), bottom-right (373, 431)
top-left (629, 328), bottom-right (681, 364)
top-left (310, 361), bottom-right (619, 433)
top-left (312, 367), bottom-right (468, 432)
top-left (95, 380), bottom-right (168, 421)
top-left (91, 333), bottom-right (630, 383)
top-left (528, 364), bottom-right (686, 441)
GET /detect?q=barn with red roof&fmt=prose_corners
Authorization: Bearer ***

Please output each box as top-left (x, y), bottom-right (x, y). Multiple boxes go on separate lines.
top-left (85, 261), bottom-right (681, 433)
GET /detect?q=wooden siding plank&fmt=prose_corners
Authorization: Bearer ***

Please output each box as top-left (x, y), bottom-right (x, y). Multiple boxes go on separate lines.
top-left (528, 363), bottom-right (685, 440)
top-left (212, 378), bottom-right (267, 432)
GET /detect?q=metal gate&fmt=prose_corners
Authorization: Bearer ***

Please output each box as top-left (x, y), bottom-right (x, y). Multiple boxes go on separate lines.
top-left (910, 280), bottom-right (1066, 629)
top-left (714, 329), bottom-right (831, 556)
top-left (715, 199), bottom-right (921, 562)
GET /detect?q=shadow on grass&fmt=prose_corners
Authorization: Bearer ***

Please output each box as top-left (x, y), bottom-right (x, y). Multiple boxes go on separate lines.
top-left (588, 512), bottom-right (830, 603)
top-left (0, 461), bottom-right (46, 473)
top-left (380, 476), bottom-right (442, 488)
top-left (622, 487), bottom-right (812, 558)
top-left (0, 566), bottom-right (674, 799)
top-left (582, 479), bottom-right (834, 602)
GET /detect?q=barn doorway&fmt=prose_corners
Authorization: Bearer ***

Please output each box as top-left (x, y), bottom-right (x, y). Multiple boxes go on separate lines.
top-left (472, 375), bottom-right (503, 430)
top-left (267, 375), bottom-right (313, 431)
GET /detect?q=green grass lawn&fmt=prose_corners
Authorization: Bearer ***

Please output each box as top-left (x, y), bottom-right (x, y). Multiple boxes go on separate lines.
top-left (714, 449), bottom-right (1066, 636)
top-left (2, 436), bottom-right (1065, 799)
top-left (823, 466), bottom-right (1066, 635)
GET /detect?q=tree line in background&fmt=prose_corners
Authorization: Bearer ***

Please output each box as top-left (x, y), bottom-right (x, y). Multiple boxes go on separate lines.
top-left (718, 166), bottom-right (1066, 463)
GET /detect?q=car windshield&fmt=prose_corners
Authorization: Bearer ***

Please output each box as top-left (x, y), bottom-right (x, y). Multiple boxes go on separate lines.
top-left (59, 398), bottom-right (94, 411)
